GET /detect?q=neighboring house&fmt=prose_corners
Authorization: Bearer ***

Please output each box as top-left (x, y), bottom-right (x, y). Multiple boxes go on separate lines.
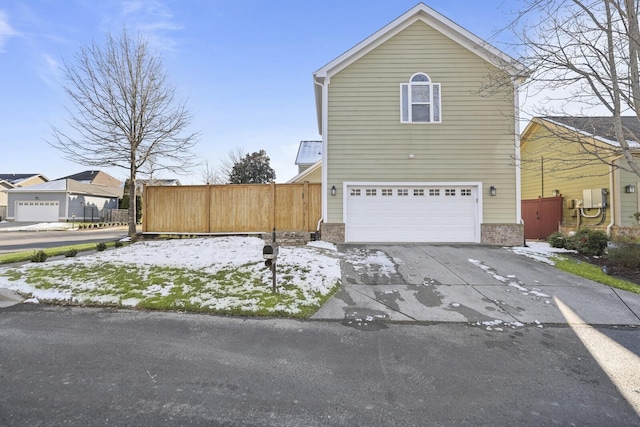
top-left (288, 141), bottom-right (322, 184)
top-left (0, 173), bottom-right (49, 222)
top-left (295, 141), bottom-right (322, 174)
top-left (0, 173), bottom-right (49, 187)
top-left (135, 178), bottom-right (181, 196)
top-left (520, 116), bottom-right (640, 235)
top-left (312, 3), bottom-right (528, 244)
top-left (5, 179), bottom-right (123, 222)
top-left (0, 179), bottom-right (14, 221)
top-left (58, 170), bottom-right (122, 187)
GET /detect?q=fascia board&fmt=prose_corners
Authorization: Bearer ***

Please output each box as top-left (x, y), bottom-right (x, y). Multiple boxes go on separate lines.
top-left (314, 4), bottom-right (527, 81)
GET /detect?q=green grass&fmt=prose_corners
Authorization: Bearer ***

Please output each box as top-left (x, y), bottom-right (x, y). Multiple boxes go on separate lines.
top-left (0, 242), bottom-right (123, 265)
top-left (554, 256), bottom-right (640, 294)
top-left (0, 259), bottom-right (340, 319)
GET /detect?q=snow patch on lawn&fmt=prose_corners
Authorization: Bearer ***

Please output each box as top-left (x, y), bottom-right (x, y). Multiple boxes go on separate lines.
top-left (0, 222), bottom-right (75, 232)
top-left (0, 236), bottom-right (341, 316)
top-left (509, 241), bottom-right (575, 265)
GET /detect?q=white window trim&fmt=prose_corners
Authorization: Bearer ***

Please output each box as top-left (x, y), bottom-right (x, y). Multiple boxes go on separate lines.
top-left (400, 73), bottom-right (441, 123)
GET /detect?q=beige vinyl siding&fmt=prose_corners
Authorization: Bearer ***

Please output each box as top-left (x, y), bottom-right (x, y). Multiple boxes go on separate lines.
top-left (290, 164), bottom-right (322, 184)
top-left (618, 162), bottom-right (640, 226)
top-left (520, 123), bottom-right (610, 226)
top-left (325, 21), bottom-right (517, 223)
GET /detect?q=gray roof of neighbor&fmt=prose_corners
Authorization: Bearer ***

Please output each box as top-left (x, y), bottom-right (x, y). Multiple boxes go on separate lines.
top-left (544, 116), bottom-right (640, 148)
top-left (0, 173), bottom-right (47, 185)
top-left (5, 179), bottom-right (123, 198)
top-left (57, 170), bottom-right (101, 182)
top-left (295, 141), bottom-right (323, 165)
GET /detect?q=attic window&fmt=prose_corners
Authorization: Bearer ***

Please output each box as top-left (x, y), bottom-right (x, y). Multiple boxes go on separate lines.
top-left (401, 73), bottom-right (441, 123)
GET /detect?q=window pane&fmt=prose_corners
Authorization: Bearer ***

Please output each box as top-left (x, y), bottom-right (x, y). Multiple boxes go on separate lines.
top-left (412, 104), bottom-right (430, 122)
top-left (401, 84), bottom-right (409, 122)
top-left (433, 84), bottom-right (440, 122)
top-left (411, 74), bottom-right (430, 82)
top-left (411, 84), bottom-right (430, 102)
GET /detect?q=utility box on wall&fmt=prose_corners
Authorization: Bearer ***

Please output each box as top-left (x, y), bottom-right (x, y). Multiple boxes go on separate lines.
top-left (582, 188), bottom-right (607, 209)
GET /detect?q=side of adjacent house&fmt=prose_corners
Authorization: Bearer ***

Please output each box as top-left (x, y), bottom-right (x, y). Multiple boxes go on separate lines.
top-left (313, 3), bottom-right (527, 244)
top-left (520, 117), bottom-right (640, 237)
top-left (0, 173), bottom-right (49, 222)
top-left (5, 172), bottom-right (123, 222)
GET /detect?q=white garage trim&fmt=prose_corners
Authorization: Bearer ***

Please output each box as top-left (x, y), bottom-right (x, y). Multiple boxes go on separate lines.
top-left (343, 182), bottom-right (483, 243)
top-left (15, 200), bottom-right (60, 222)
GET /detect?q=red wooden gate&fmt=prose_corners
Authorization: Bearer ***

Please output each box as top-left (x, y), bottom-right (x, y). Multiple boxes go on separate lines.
top-left (521, 196), bottom-right (564, 240)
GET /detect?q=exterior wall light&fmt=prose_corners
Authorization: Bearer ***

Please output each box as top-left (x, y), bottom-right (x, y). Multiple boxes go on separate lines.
top-left (331, 185), bottom-right (336, 196)
top-left (625, 184), bottom-right (636, 193)
top-left (489, 186), bottom-right (497, 197)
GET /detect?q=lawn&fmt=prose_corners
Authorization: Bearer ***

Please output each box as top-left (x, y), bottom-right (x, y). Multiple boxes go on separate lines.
top-left (0, 236), bottom-right (342, 318)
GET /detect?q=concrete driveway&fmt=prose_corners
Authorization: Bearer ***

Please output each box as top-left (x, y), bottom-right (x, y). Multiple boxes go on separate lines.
top-left (313, 244), bottom-right (640, 327)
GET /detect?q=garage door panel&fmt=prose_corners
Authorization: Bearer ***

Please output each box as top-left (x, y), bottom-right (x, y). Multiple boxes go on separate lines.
top-left (346, 185), bottom-right (478, 243)
top-left (15, 201), bottom-right (59, 222)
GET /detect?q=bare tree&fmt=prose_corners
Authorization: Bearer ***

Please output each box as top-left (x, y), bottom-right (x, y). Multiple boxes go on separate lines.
top-left (50, 27), bottom-right (199, 236)
top-left (505, 0), bottom-right (640, 177)
top-left (202, 148), bottom-right (246, 184)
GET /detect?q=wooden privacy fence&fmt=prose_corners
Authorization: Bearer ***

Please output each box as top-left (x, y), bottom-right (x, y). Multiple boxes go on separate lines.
top-left (143, 183), bottom-right (322, 234)
top-left (521, 196), bottom-right (563, 240)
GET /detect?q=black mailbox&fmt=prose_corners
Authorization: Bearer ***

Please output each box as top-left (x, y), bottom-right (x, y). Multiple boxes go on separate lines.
top-left (263, 243), bottom-right (279, 260)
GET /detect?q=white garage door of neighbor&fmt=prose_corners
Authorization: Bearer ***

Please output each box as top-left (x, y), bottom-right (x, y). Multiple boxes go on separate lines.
top-left (15, 201), bottom-right (59, 222)
top-left (346, 185), bottom-right (478, 243)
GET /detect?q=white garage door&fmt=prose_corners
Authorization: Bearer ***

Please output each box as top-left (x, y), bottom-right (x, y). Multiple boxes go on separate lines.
top-left (15, 201), bottom-right (59, 222)
top-left (345, 184), bottom-right (478, 243)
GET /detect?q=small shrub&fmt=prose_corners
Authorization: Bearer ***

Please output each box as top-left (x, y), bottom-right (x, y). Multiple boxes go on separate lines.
top-left (96, 242), bottom-right (108, 252)
top-left (30, 250), bottom-right (48, 263)
top-left (609, 239), bottom-right (640, 267)
top-left (567, 228), bottom-right (608, 256)
top-left (65, 249), bottom-right (78, 258)
top-left (114, 240), bottom-right (124, 248)
top-left (547, 232), bottom-right (566, 248)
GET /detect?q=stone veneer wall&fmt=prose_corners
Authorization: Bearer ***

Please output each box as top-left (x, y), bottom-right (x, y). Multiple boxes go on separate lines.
top-left (321, 223), bottom-right (345, 243)
top-left (481, 224), bottom-right (524, 246)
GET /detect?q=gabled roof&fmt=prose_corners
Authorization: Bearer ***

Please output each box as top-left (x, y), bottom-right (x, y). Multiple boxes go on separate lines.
top-left (294, 141), bottom-right (323, 166)
top-left (5, 179), bottom-right (123, 198)
top-left (526, 116), bottom-right (640, 149)
top-left (0, 173), bottom-right (48, 186)
top-left (57, 170), bottom-right (101, 182)
top-left (313, 2), bottom-right (528, 133)
top-left (287, 160), bottom-right (322, 183)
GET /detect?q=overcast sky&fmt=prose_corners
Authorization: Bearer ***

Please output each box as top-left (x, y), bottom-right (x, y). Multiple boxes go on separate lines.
top-left (1, 0), bottom-right (526, 184)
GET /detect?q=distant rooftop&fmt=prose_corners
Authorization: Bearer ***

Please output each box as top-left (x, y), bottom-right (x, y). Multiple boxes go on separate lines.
top-left (295, 141), bottom-right (322, 165)
top-left (543, 116), bottom-right (640, 148)
top-left (57, 170), bottom-right (101, 182)
top-left (0, 173), bottom-right (47, 185)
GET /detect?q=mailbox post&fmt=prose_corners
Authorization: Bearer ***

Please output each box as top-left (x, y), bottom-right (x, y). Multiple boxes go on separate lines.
top-left (263, 228), bottom-right (279, 293)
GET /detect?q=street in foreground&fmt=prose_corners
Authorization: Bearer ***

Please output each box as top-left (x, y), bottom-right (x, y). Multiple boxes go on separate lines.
top-left (0, 305), bottom-right (638, 426)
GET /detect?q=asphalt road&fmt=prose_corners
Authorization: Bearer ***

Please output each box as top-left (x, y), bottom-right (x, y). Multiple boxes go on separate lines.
top-left (0, 227), bottom-right (130, 254)
top-left (0, 305), bottom-right (638, 426)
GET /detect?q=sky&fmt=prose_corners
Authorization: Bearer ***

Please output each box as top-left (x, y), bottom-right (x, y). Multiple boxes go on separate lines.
top-left (0, 0), bottom-right (524, 184)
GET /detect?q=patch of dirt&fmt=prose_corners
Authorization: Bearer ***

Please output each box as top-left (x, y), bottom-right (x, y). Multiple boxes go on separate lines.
top-left (569, 253), bottom-right (640, 286)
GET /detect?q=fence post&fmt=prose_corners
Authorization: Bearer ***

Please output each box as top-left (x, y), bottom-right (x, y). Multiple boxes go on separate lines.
top-left (303, 181), bottom-right (309, 232)
top-left (270, 182), bottom-right (276, 231)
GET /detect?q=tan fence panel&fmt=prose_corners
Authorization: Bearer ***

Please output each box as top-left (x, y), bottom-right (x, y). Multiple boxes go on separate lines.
top-left (209, 184), bottom-right (272, 232)
top-left (143, 183), bottom-right (321, 233)
top-left (144, 186), bottom-right (210, 233)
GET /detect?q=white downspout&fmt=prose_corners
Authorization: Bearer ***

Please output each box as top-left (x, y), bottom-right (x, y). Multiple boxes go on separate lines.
top-left (607, 164), bottom-right (615, 236)
top-left (314, 76), bottom-right (330, 222)
top-left (513, 77), bottom-right (523, 224)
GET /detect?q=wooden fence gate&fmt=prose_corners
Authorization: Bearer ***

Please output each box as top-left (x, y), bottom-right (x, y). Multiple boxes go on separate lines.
top-left (142, 182), bottom-right (322, 234)
top-left (521, 196), bottom-right (564, 240)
